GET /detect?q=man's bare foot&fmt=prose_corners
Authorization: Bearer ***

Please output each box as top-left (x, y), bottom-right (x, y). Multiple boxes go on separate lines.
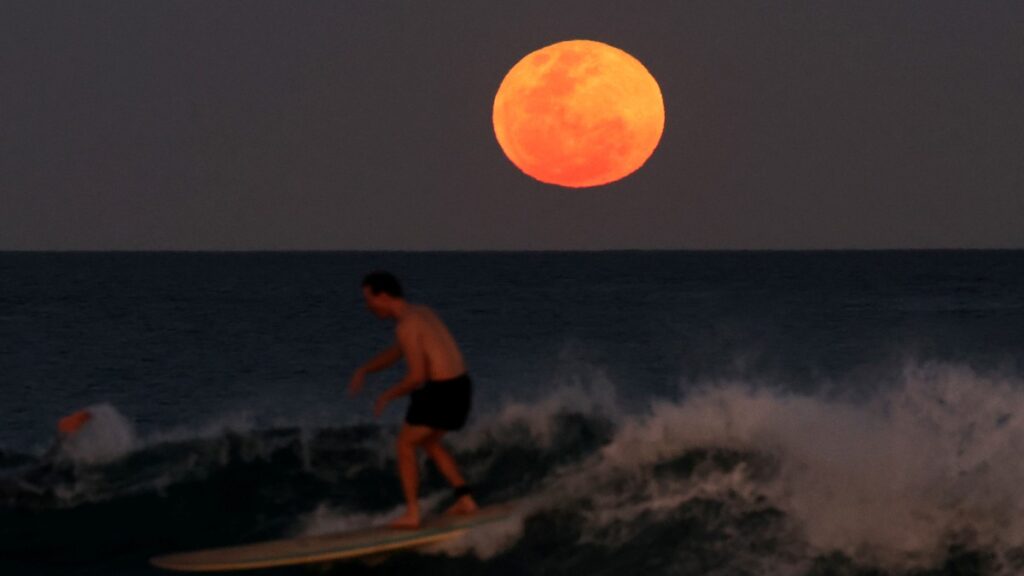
top-left (445, 495), bottom-right (479, 517)
top-left (389, 511), bottom-right (421, 530)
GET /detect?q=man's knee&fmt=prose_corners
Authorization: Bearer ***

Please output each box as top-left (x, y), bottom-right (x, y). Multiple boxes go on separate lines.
top-left (396, 434), bottom-right (418, 456)
top-left (397, 425), bottom-right (433, 452)
top-left (421, 439), bottom-right (441, 457)
top-left (422, 434), bottom-right (448, 457)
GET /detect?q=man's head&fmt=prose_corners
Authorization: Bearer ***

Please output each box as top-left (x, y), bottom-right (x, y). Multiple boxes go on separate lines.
top-left (361, 271), bottom-right (404, 318)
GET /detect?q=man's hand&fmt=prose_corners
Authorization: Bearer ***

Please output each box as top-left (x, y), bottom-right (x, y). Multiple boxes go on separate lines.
top-left (374, 392), bottom-right (391, 418)
top-left (348, 368), bottom-right (366, 397)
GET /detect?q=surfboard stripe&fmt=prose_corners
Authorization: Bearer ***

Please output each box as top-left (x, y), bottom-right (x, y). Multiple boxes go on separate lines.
top-left (151, 530), bottom-right (467, 572)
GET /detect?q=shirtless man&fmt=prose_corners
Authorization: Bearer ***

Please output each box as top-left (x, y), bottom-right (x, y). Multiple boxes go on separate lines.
top-left (348, 271), bottom-right (479, 528)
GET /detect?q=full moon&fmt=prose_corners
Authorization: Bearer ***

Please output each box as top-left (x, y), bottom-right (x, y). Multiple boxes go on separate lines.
top-left (493, 39), bottom-right (665, 188)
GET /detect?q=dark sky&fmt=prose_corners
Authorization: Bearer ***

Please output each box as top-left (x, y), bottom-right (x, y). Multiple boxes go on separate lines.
top-left (2, 1), bottom-right (1022, 250)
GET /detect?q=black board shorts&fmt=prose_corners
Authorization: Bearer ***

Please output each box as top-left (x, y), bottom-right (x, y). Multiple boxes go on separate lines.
top-left (405, 373), bottom-right (473, 431)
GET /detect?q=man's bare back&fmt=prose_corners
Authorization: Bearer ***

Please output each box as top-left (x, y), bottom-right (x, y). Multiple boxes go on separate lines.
top-left (395, 304), bottom-right (466, 382)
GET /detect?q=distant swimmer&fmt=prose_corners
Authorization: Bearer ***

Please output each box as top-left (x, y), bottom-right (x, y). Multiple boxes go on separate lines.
top-left (58, 409), bottom-right (93, 438)
top-left (349, 271), bottom-right (479, 529)
top-left (39, 408), bottom-right (94, 461)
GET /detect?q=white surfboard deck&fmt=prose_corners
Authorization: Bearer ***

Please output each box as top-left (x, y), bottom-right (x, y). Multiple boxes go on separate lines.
top-left (150, 504), bottom-right (515, 572)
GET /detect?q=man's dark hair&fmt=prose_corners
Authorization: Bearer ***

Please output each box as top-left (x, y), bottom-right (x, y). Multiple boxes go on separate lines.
top-left (362, 271), bottom-right (403, 298)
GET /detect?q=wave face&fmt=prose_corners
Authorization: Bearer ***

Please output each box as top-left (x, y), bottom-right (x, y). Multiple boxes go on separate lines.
top-left (3, 362), bottom-right (1023, 576)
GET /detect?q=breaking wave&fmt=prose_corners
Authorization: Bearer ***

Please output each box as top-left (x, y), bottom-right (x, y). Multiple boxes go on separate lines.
top-left (3, 361), bottom-right (1023, 575)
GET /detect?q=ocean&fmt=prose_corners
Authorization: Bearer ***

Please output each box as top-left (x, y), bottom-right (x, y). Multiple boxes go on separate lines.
top-left (2, 251), bottom-right (1023, 575)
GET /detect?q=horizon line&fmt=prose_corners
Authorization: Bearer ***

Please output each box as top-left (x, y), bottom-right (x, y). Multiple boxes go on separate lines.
top-left (2, 247), bottom-right (1022, 254)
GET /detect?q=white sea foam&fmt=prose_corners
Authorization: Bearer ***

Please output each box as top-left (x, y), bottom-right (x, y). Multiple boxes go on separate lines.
top-left (425, 513), bottom-right (526, 560)
top-left (589, 361), bottom-right (1024, 571)
top-left (298, 491), bottom-right (449, 536)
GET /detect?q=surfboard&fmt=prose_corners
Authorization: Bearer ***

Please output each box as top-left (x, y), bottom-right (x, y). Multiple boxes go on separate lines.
top-left (150, 505), bottom-right (515, 572)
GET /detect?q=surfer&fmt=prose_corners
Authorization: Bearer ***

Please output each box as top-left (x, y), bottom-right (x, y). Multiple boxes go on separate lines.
top-left (349, 271), bottom-right (479, 529)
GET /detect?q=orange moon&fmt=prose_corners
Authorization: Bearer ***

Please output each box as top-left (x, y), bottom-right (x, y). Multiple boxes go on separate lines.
top-left (492, 39), bottom-right (665, 188)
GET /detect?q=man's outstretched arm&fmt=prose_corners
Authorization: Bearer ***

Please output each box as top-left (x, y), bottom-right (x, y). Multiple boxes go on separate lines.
top-left (360, 344), bottom-right (403, 375)
top-left (349, 344), bottom-right (402, 396)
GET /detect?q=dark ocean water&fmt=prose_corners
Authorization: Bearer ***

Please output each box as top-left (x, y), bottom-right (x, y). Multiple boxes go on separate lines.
top-left (2, 251), bottom-right (1023, 575)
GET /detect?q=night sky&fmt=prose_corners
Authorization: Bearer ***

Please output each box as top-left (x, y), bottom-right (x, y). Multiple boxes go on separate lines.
top-left (3, 1), bottom-right (1022, 250)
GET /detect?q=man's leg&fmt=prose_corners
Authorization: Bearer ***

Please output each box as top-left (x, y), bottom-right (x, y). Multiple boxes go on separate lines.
top-left (392, 423), bottom-right (435, 529)
top-left (422, 431), bottom-right (479, 515)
